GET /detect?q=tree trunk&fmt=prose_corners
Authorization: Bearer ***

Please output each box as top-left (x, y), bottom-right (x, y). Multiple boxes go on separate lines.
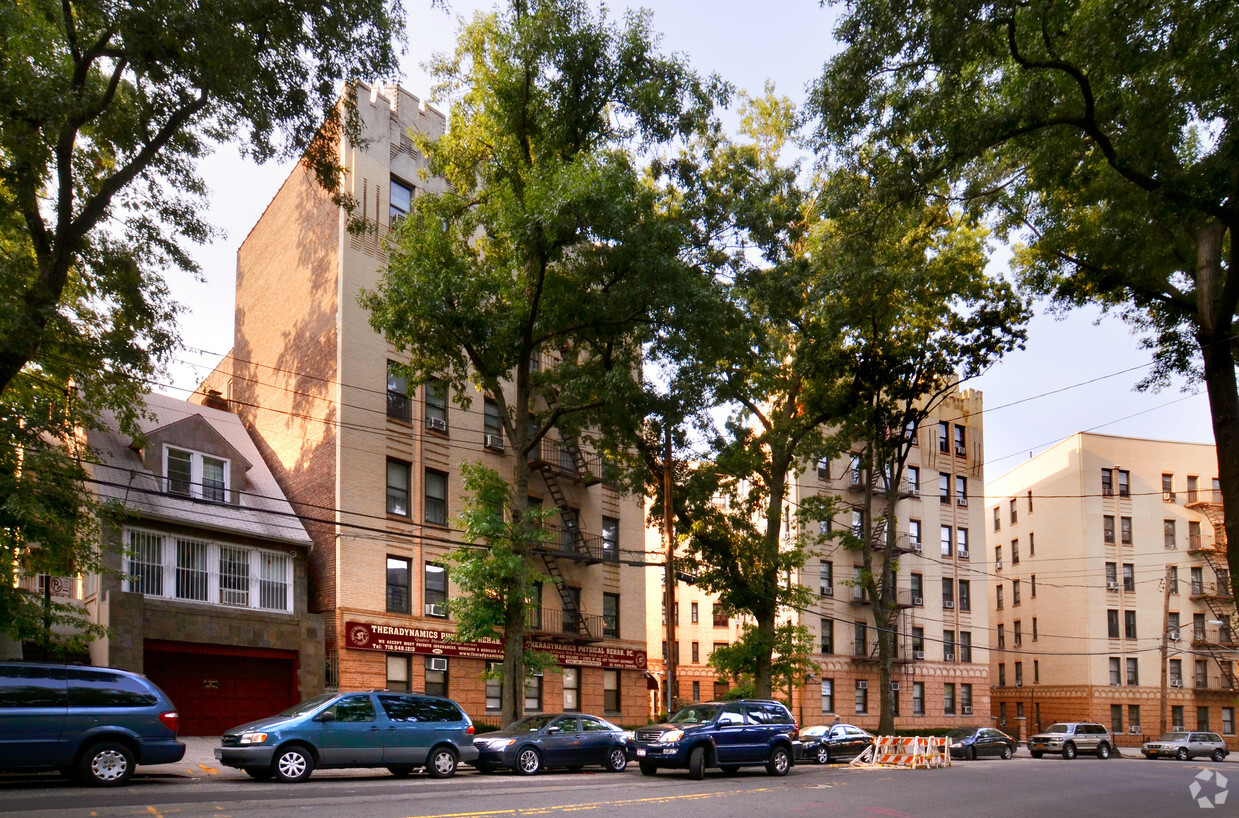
top-left (876, 486), bottom-right (900, 736)
top-left (499, 365), bottom-right (534, 726)
top-left (754, 463), bottom-right (788, 699)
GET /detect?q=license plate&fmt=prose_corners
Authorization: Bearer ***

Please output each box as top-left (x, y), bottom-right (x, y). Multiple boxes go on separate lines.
top-left (636, 749), bottom-right (646, 757)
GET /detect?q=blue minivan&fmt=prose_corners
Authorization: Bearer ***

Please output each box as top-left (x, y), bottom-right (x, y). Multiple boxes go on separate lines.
top-left (0, 662), bottom-right (185, 786)
top-left (215, 690), bottom-right (478, 782)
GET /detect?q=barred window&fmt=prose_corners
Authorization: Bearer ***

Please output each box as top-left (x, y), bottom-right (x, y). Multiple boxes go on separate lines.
top-left (127, 529), bottom-right (164, 596)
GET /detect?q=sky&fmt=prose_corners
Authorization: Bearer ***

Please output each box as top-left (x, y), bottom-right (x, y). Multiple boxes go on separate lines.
top-left (162, 0), bottom-right (1216, 485)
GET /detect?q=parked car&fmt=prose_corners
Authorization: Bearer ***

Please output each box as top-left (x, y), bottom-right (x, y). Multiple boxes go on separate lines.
top-left (627, 699), bottom-right (798, 780)
top-left (215, 691), bottom-right (477, 782)
top-left (472, 713), bottom-right (628, 774)
top-left (0, 661), bottom-right (185, 786)
top-left (798, 723), bottom-right (875, 764)
top-left (1142, 731), bottom-right (1230, 761)
top-left (1029, 722), bottom-right (1115, 759)
top-left (947, 727), bottom-right (1016, 760)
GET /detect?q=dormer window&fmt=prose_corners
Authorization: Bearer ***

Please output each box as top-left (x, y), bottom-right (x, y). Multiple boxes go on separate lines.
top-left (165, 446), bottom-right (229, 502)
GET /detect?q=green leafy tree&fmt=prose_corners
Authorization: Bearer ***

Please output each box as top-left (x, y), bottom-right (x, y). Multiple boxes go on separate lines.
top-left (810, 158), bottom-right (1028, 734)
top-left (707, 621), bottom-right (817, 706)
top-left (363, 0), bottom-right (717, 724)
top-left (0, 0), bottom-right (406, 650)
top-left (814, 0), bottom-right (1239, 598)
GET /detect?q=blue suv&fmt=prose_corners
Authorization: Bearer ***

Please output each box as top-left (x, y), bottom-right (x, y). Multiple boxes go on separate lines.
top-left (0, 662), bottom-right (185, 786)
top-left (628, 699), bottom-right (798, 779)
top-left (215, 690), bottom-right (478, 782)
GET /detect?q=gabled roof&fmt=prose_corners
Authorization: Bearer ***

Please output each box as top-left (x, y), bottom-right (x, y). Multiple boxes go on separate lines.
top-left (85, 392), bottom-right (312, 547)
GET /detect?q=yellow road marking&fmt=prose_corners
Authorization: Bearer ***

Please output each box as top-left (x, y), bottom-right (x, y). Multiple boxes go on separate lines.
top-left (406, 788), bottom-right (776, 818)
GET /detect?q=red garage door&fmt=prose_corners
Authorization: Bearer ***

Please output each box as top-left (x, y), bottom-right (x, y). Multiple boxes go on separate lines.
top-left (144, 642), bottom-right (299, 736)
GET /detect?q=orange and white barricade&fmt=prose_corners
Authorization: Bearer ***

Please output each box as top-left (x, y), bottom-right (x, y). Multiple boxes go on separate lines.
top-left (850, 736), bottom-right (951, 769)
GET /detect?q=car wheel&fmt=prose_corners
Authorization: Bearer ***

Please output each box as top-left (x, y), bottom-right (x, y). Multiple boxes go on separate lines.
top-left (272, 744), bottom-right (315, 783)
top-left (766, 746), bottom-right (791, 777)
top-left (720, 765), bottom-right (739, 774)
top-left (1097, 743), bottom-right (1111, 760)
top-left (428, 746), bottom-right (458, 778)
top-left (1031, 751), bottom-right (1043, 759)
top-left (1213, 749), bottom-right (1227, 763)
top-left (78, 742), bottom-right (135, 787)
top-left (1177, 747), bottom-right (1190, 761)
top-left (970, 747), bottom-right (977, 761)
top-left (605, 746), bottom-right (628, 772)
top-left (688, 746), bottom-right (706, 780)
top-left (1001, 744), bottom-right (1014, 760)
top-left (639, 760), bottom-right (658, 776)
top-left (1063, 743), bottom-right (1077, 760)
top-left (388, 766), bottom-right (414, 778)
top-left (244, 768), bottom-right (274, 780)
top-left (1145, 753), bottom-right (1156, 760)
top-left (815, 746), bottom-right (830, 765)
top-left (517, 746), bottom-right (542, 776)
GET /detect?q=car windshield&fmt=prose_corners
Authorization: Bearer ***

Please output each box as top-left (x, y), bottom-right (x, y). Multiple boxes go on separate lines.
top-left (946, 728), bottom-right (976, 739)
top-left (508, 715), bottom-right (558, 732)
top-left (1158, 732), bottom-right (1189, 741)
top-left (801, 726), bottom-right (828, 737)
top-left (1043, 724), bottom-right (1070, 733)
top-left (669, 703), bottom-right (722, 724)
top-left (277, 693), bottom-right (340, 717)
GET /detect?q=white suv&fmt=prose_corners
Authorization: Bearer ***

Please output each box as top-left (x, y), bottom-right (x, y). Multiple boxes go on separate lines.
top-left (1029, 722), bottom-right (1116, 759)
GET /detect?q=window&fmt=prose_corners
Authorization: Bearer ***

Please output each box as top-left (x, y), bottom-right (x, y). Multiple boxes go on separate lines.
top-left (387, 363), bottom-right (411, 421)
top-left (1130, 706), bottom-right (1141, 732)
top-left (123, 528), bottom-right (292, 612)
top-left (821, 679), bottom-right (834, 714)
top-left (390, 178), bottom-right (412, 221)
top-left (961, 684), bottom-right (972, 713)
top-left (954, 424), bottom-right (966, 455)
top-left (1101, 469), bottom-right (1113, 496)
top-left (1031, 574), bottom-right (1036, 598)
top-left (1192, 567), bottom-right (1204, 596)
top-left (1170, 565), bottom-right (1179, 594)
top-left (939, 472), bottom-right (950, 503)
top-left (425, 563), bottom-right (447, 616)
top-left (998, 664), bottom-right (1006, 686)
top-left (943, 631), bottom-right (956, 661)
top-left (1125, 610), bottom-right (1137, 639)
top-left (854, 621), bottom-right (868, 657)
top-left (1118, 470), bottom-right (1130, 497)
top-left (1103, 515), bottom-right (1115, 543)
top-left (483, 397), bottom-right (504, 448)
top-left (944, 683), bottom-right (956, 715)
top-left (1164, 520), bottom-right (1177, 549)
top-left (1122, 563), bottom-right (1135, 592)
top-left (691, 601), bottom-right (699, 623)
top-left (1029, 531), bottom-right (1035, 556)
top-left (1010, 499), bottom-right (1017, 524)
top-left (387, 459), bottom-right (411, 516)
top-left (1027, 490), bottom-right (1033, 513)
top-left (852, 509), bottom-right (864, 537)
top-left (1011, 538), bottom-right (1019, 565)
top-left (1012, 579), bottom-right (1021, 606)
top-left (957, 528), bottom-right (969, 557)
top-left (912, 627), bottom-right (924, 655)
top-left (820, 618), bottom-right (834, 654)
top-left (424, 469), bottom-right (448, 525)
top-left (602, 517), bottom-right (619, 562)
top-left (912, 682), bottom-right (924, 716)
top-left (910, 573), bottom-right (923, 605)
top-left (1120, 516), bottom-right (1133, 544)
top-left (1127, 657), bottom-right (1139, 686)
top-left (562, 667), bottom-right (580, 711)
top-left (1106, 561), bottom-right (1119, 588)
top-left (817, 457), bottom-right (830, 480)
top-left (1189, 521), bottom-right (1201, 549)
top-left (603, 669), bottom-right (619, 712)
top-left (996, 585), bottom-right (1004, 610)
top-left (691, 681), bottom-right (700, 701)
top-left (1033, 659), bottom-right (1039, 682)
top-left (1107, 609), bottom-right (1120, 639)
top-left (909, 520), bottom-right (922, 548)
top-left (995, 545), bottom-right (1003, 569)
top-left (958, 580), bottom-right (971, 612)
top-left (1224, 708), bottom-right (1234, 735)
top-left (425, 379), bottom-right (448, 431)
top-left (956, 475), bottom-right (967, 504)
top-left (1170, 659), bottom-right (1183, 685)
top-left (1014, 662), bottom-right (1023, 686)
top-left (424, 656), bottom-right (448, 697)
top-left (855, 681), bottom-right (868, 714)
top-left (1199, 706), bottom-right (1211, 730)
top-left (1195, 612), bottom-right (1207, 640)
top-left (691, 641), bottom-right (699, 663)
top-left (940, 525), bottom-right (953, 557)
top-left (938, 421), bottom-right (950, 453)
top-left (1173, 705), bottom-right (1185, 730)
top-left (993, 506), bottom-right (1001, 532)
top-left (165, 447), bottom-right (229, 503)
top-left (713, 607), bottom-right (729, 627)
top-left (386, 556), bottom-right (410, 613)
top-left (907, 420), bottom-right (919, 445)
top-left (1032, 617), bottom-right (1038, 641)
top-left (524, 673), bottom-right (542, 712)
top-left (485, 662), bottom-right (502, 711)
top-left (819, 561), bottom-right (833, 596)
top-left (942, 577), bottom-right (954, 608)
top-left (387, 654), bottom-right (411, 692)
top-left (602, 593), bottom-right (619, 638)
top-left (907, 467), bottom-right (920, 495)
top-left (1163, 473), bottom-right (1175, 500)
top-left (1013, 621), bottom-right (1022, 648)
top-left (1109, 657), bottom-right (1121, 685)
top-left (959, 631), bottom-right (972, 663)
top-left (1111, 703), bottom-right (1123, 733)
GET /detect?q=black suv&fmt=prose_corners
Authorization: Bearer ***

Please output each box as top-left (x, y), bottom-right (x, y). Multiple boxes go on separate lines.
top-left (627, 700), bottom-right (797, 779)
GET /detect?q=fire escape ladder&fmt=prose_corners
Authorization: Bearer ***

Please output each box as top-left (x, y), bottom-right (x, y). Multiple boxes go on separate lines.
top-left (560, 430), bottom-right (601, 486)
top-left (538, 554), bottom-right (591, 638)
top-left (1187, 497), bottom-right (1236, 689)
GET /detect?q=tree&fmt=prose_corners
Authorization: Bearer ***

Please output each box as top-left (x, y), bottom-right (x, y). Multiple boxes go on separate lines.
top-left (809, 158), bottom-right (1027, 734)
top-left (708, 621), bottom-right (817, 706)
top-left (813, 0), bottom-right (1239, 599)
top-left (0, 0), bottom-right (406, 650)
top-left (362, 0), bottom-right (717, 724)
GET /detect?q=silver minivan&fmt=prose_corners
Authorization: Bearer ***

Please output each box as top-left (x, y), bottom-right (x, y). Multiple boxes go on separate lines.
top-left (1029, 722), bottom-right (1116, 759)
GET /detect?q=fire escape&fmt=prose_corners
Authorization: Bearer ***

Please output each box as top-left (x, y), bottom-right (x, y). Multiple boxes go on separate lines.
top-left (527, 433), bottom-right (608, 643)
top-left (1185, 492), bottom-right (1237, 690)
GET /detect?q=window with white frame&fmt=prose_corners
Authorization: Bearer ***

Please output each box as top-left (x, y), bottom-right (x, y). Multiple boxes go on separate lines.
top-left (821, 679), bottom-right (834, 714)
top-left (124, 528), bottom-right (292, 612)
top-left (165, 447), bottom-right (229, 502)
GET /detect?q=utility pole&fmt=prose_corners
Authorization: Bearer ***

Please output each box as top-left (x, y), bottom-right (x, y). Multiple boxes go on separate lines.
top-left (662, 424), bottom-right (677, 716)
top-left (1159, 563), bottom-right (1173, 737)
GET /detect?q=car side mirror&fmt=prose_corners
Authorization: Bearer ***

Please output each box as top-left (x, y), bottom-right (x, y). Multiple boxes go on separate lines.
top-left (316, 710), bottom-right (336, 722)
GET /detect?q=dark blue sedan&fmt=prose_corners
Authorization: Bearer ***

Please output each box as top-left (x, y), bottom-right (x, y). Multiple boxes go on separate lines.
top-left (471, 713), bottom-right (629, 775)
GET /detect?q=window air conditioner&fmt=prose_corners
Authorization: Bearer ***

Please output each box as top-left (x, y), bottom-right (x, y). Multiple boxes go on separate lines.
top-left (532, 669), bottom-right (544, 677)
top-left (1171, 679), bottom-right (1184, 688)
top-left (428, 657), bottom-right (448, 672)
top-left (1129, 725), bottom-right (1141, 734)
top-left (1163, 492), bottom-right (1176, 502)
top-left (944, 653), bottom-right (955, 662)
top-left (995, 560), bottom-right (1002, 570)
top-left (959, 550), bottom-right (970, 560)
top-left (914, 650), bottom-right (926, 660)
top-left (962, 706), bottom-right (973, 715)
top-left (955, 445), bottom-right (967, 457)
top-left (913, 597), bottom-right (923, 607)
top-left (426, 416), bottom-right (447, 432)
top-left (1015, 680), bottom-right (1022, 688)
top-left (1014, 639), bottom-right (1022, 648)
top-left (822, 586), bottom-right (834, 597)
top-left (913, 543), bottom-right (923, 554)
top-left (1173, 725), bottom-right (1185, 732)
top-left (483, 433), bottom-right (505, 452)
top-left (425, 602), bottom-right (447, 617)
top-left (944, 600), bottom-right (955, 609)
top-left (956, 497), bottom-right (969, 507)
top-left (1107, 582), bottom-right (1120, 591)
top-left (1170, 630), bottom-right (1181, 641)
top-left (856, 680), bottom-right (868, 689)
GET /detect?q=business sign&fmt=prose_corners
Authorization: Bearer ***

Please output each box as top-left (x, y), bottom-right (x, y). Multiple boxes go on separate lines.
top-left (344, 621), bottom-right (647, 670)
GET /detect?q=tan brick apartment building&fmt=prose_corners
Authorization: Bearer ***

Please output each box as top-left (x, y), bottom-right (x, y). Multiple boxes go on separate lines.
top-left (198, 83), bottom-right (649, 725)
top-left (649, 387), bottom-right (991, 730)
top-left (986, 433), bottom-right (1237, 748)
